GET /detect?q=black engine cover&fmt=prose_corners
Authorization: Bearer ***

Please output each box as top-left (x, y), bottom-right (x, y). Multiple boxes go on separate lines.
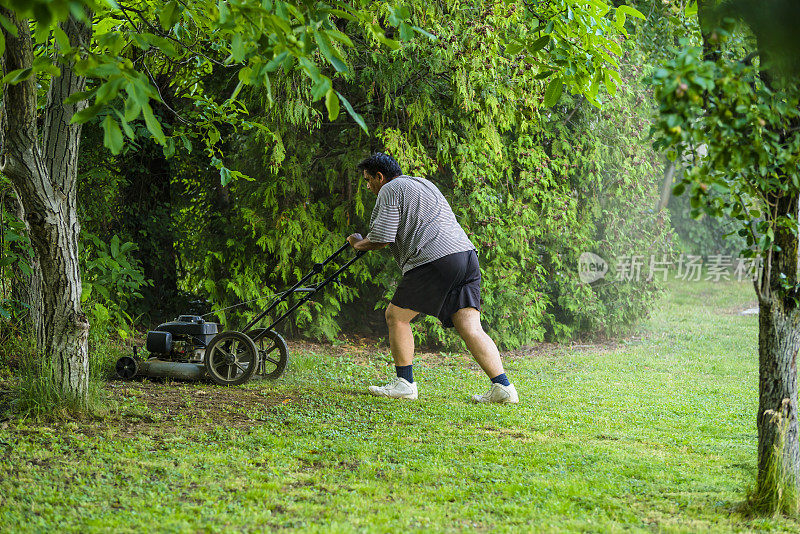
top-left (146, 315), bottom-right (219, 353)
top-left (146, 330), bottom-right (172, 354)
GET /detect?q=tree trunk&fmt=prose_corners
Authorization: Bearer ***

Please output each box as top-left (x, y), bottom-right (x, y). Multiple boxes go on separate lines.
top-left (0, 14), bottom-right (92, 402)
top-left (756, 190), bottom-right (800, 502)
top-left (757, 297), bottom-right (800, 488)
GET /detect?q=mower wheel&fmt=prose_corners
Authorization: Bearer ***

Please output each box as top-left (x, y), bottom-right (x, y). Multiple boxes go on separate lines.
top-left (115, 356), bottom-right (139, 380)
top-left (246, 329), bottom-right (288, 380)
top-left (204, 330), bottom-right (259, 386)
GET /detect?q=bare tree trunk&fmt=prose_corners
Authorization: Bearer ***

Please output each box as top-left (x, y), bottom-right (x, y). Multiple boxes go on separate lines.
top-left (1, 13), bottom-right (91, 402)
top-left (757, 297), bottom-right (800, 487)
top-left (756, 191), bottom-right (800, 500)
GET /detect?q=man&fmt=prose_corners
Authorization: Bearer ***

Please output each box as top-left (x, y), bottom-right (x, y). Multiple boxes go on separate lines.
top-left (347, 152), bottom-right (518, 404)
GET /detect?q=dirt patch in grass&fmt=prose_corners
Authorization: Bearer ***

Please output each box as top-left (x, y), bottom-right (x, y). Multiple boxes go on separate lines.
top-left (291, 335), bottom-right (634, 368)
top-left (287, 335), bottom-right (381, 366)
top-left (96, 380), bottom-right (297, 434)
top-left (721, 301), bottom-right (759, 316)
top-left (503, 338), bottom-right (632, 360)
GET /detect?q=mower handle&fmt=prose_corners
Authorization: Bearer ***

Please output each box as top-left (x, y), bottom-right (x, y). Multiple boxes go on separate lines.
top-left (243, 241), bottom-right (365, 333)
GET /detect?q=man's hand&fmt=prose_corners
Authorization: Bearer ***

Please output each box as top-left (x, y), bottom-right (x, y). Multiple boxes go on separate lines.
top-left (347, 233), bottom-right (390, 251)
top-left (347, 233), bottom-right (363, 247)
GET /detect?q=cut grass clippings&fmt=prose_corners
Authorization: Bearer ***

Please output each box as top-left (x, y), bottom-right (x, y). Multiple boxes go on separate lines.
top-left (1, 278), bottom-right (799, 532)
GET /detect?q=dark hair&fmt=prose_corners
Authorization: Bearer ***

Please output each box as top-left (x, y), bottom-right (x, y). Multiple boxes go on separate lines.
top-left (357, 152), bottom-right (402, 180)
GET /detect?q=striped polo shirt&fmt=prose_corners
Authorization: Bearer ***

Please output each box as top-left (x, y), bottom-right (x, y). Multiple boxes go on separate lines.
top-left (366, 175), bottom-right (475, 273)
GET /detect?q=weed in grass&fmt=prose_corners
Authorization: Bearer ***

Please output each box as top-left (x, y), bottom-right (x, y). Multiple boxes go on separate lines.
top-left (0, 317), bottom-right (34, 374)
top-left (13, 353), bottom-right (95, 417)
top-left (89, 336), bottom-right (129, 381)
top-left (9, 335), bottom-right (127, 420)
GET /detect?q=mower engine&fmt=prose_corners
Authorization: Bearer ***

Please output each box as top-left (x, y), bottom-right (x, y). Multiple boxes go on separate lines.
top-left (145, 315), bottom-right (218, 363)
top-left (115, 315), bottom-right (218, 381)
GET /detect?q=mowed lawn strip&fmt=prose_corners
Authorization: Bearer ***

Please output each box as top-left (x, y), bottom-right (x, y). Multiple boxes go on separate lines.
top-left (1, 278), bottom-right (798, 532)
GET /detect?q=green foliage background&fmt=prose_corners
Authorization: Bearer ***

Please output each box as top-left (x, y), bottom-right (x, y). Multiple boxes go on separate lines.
top-left (3, 1), bottom-right (676, 350)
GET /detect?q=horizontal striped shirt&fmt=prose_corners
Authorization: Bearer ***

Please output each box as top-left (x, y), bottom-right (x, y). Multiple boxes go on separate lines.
top-left (367, 175), bottom-right (475, 273)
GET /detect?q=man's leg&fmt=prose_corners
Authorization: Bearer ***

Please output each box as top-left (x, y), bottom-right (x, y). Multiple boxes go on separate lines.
top-left (368, 303), bottom-right (419, 399)
top-left (451, 307), bottom-right (503, 377)
top-left (452, 307), bottom-right (518, 404)
top-left (385, 303), bottom-right (419, 366)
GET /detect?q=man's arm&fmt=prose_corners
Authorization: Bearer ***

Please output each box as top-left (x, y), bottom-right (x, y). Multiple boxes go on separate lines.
top-left (347, 233), bottom-right (389, 251)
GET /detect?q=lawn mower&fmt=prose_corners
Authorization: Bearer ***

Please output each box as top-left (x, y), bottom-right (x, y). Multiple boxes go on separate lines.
top-left (115, 242), bottom-right (365, 386)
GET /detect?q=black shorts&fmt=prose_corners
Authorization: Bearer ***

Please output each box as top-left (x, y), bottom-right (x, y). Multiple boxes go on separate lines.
top-left (391, 250), bottom-right (481, 328)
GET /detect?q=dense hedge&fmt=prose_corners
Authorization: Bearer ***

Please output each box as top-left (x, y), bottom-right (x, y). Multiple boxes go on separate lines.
top-left (66, 1), bottom-right (673, 349)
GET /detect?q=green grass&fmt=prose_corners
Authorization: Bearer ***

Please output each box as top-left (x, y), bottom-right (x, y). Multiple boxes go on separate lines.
top-left (1, 278), bottom-right (798, 532)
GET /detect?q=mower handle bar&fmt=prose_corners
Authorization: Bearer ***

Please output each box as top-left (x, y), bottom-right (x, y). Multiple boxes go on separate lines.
top-left (243, 241), bottom-right (365, 336)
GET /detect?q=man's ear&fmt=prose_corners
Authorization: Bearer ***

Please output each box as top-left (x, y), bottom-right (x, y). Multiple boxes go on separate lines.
top-left (376, 171), bottom-right (386, 183)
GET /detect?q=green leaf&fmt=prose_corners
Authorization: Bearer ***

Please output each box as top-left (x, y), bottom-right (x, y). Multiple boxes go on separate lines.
top-left (325, 88), bottom-right (340, 121)
top-left (81, 283), bottom-right (93, 303)
top-left (139, 34), bottom-right (178, 58)
top-left (543, 77), bottom-right (563, 107)
top-left (1, 67), bottom-right (33, 85)
top-left (102, 115), bottom-right (124, 155)
top-left (32, 56), bottom-right (60, 77)
top-left (603, 71), bottom-right (617, 96)
top-left (604, 39), bottom-right (622, 56)
top-left (159, 1), bottom-right (180, 30)
top-left (412, 26), bottom-right (436, 40)
top-left (124, 96), bottom-right (141, 122)
top-left (53, 26), bottom-right (71, 51)
top-left (86, 63), bottom-right (120, 78)
top-left (127, 80), bottom-right (151, 109)
top-left (336, 91), bottom-right (367, 133)
top-left (220, 166), bottom-right (232, 186)
top-left (65, 90), bottom-right (94, 105)
top-left (162, 137), bottom-right (175, 158)
top-left (504, 40), bottom-right (523, 56)
top-left (528, 35), bottom-right (550, 54)
top-left (399, 22), bottom-right (414, 41)
top-left (325, 29), bottom-right (354, 48)
top-left (114, 111), bottom-right (136, 139)
top-left (314, 30), bottom-right (348, 73)
top-left (141, 103), bottom-right (166, 144)
top-left (615, 9), bottom-right (626, 29)
top-left (265, 51), bottom-right (289, 72)
top-left (672, 182), bottom-right (686, 196)
top-left (372, 24), bottom-right (401, 51)
top-left (0, 13), bottom-right (18, 37)
top-left (95, 78), bottom-right (123, 104)
top-left (231, 33), bottom-right (245, 63)
top-left (617, 5), bottom-right (646, 20)
top-left (70, 103), bottom-right (103, 124)
top-left (310, 77), bottom-right (332, 101)
top-left (93, 302), bottom-right (110, 322)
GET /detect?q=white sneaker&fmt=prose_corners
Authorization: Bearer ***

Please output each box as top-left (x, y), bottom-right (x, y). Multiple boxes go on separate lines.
top-left (368, 377), bottom-right (418, 400)
top-left (472, 383), bottom-right (519, 404)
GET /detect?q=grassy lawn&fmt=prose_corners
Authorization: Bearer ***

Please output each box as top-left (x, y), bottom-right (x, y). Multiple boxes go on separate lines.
top-left (1, 277), bottom-right (798, 532)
